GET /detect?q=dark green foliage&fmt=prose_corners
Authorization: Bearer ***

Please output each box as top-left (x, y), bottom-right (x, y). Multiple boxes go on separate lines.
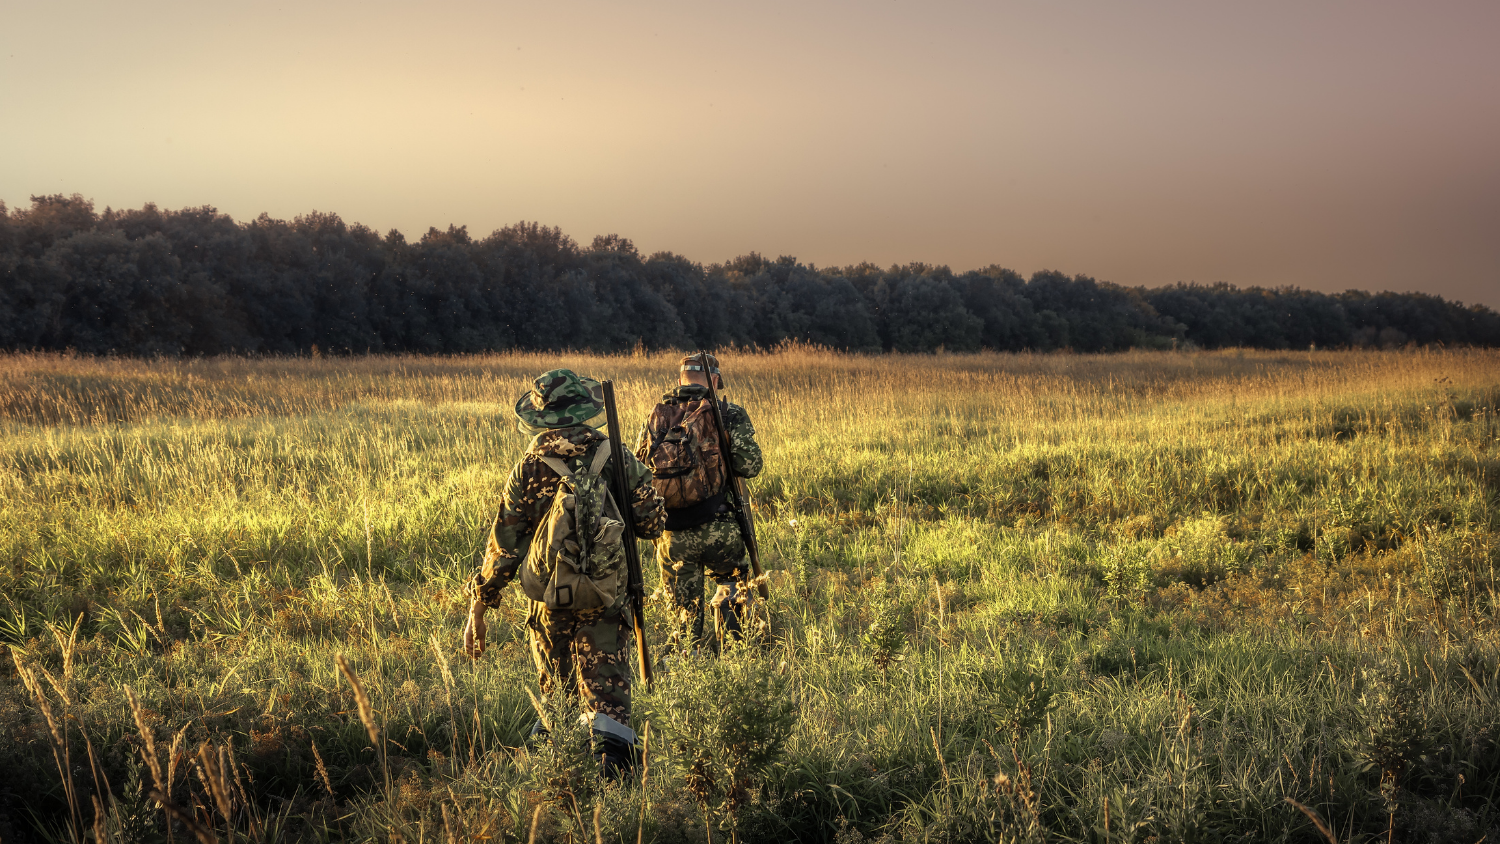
top-left (647, 649), bottom-right (798, 831)
top-left (3, 195), bottom-right (1498, 356)
top-left (1359, 660), bottom-right (1430, 787)
top-left (974, 666), bottom-right (1057, 746)
top-left (1147, 282), bottom-right (1500, 350)
top-left (862, 600), bottom-right (910, 678)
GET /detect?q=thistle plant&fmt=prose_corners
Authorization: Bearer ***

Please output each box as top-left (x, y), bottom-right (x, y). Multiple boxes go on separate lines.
top-left (863, 599), bottom-right (910, 680)
top-left (975, 667), bottom-right (1057, 748)
top-left (647, 648), bottom-right (797, 838)
top-left (1359, 659), bottom-right (1428, 788)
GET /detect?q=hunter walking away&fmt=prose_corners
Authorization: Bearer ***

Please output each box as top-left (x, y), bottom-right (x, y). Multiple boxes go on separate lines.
top-left (463, 354), bottom-right (770, 779)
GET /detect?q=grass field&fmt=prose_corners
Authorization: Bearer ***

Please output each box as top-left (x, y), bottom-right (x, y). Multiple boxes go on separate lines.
top-left (2, 347), bottom-right (1498, 844)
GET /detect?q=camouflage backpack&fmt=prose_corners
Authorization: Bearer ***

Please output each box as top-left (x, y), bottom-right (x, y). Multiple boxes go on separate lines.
top-left (519, 448), bottom-right (627, 611)
top-left (638, 399), bottom-right (727, 510)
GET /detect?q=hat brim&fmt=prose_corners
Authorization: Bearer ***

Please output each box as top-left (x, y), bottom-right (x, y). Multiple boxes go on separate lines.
top-left (512, 381), bottom-right (607, 430)
top-left (514, 407), bottom-right (605, 435)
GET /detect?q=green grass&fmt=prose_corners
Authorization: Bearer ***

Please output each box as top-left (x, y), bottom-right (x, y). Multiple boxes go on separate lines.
top-left (1, 347), bottom-right (1498, 843)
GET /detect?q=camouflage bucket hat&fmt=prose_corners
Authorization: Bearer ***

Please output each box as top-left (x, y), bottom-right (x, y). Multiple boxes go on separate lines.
top-left (514, 368), bottom-right (606, 431)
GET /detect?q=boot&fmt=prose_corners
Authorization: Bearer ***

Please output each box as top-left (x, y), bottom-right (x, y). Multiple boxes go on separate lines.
top-left (580, 711), bottom-right (639, 780)
top-left (593, 731), bottom-right (639, 780)
top-left (711, 580), bottom-right (744, 651)
top-left (525, 718), bottom-right (550, 751)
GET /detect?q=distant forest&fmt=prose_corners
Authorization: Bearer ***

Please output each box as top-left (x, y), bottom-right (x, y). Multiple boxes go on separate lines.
top-left (3, 194), bottom-right (1497, 356)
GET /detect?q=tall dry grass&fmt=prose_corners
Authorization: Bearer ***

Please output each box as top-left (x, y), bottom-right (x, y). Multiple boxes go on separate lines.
top-left (0, 347), bottom-right (1497, 843)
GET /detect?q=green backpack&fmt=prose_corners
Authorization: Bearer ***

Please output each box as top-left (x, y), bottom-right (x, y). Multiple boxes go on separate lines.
top-left (519, 447), bottom-right (627, 611)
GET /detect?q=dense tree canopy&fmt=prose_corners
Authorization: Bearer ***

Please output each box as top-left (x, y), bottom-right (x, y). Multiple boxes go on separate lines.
top-left (3, 195), bottom-right (1496, 355)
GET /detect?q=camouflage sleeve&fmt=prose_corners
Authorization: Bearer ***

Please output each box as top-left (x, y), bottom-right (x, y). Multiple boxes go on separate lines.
top-left (621, 448), bottom-right (667, 540)
top-left (725, 403), bottom-right (763, 479)
top-left (633, 422), bottom-right (651, 463)
top-left (472, 463), bottom-right (536, 608)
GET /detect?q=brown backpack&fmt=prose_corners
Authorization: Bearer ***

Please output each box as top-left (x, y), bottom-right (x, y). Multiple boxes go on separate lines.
top-left (638, 399), bottom-right (727, 510)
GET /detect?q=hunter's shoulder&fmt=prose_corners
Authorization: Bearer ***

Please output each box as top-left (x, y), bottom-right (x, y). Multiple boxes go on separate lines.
top-left (507, 453), bottom-right (556, 494)
top-left (723, 401), bottom-right (753, 426)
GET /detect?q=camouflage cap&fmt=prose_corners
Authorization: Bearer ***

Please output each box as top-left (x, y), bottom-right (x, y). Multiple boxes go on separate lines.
top-left (679, 353), bottom-right (722, 376)
top-left (513, 368), bottom-right (606, 430)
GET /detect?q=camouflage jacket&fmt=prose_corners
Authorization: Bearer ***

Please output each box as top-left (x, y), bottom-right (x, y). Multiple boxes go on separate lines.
top-left (474, 426), bottom-right (666, 608)
top-left (634, 384), bottom-right (763, 479)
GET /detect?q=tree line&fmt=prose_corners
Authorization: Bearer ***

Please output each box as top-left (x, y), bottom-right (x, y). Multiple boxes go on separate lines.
top-left (3, 194), bottom-right (1497, 356)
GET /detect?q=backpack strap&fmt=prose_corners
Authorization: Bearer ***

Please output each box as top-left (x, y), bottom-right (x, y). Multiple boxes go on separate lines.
top-left (587, 445), bottom-right (625, 517)
top-left (588, 446), bottom-right (611, 475)
top-left (538, 456), bottom-right (572, 478)
top-left (538, 447), bottom-right (610, 479)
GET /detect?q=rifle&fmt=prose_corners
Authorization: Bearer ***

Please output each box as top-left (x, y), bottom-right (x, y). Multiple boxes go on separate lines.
top-left (697, 352), bottom-right (769, 601)
top-left (600, 381), bottom-right (654, 691)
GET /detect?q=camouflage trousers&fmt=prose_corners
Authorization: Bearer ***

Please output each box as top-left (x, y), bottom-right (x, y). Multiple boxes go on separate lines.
top-left (654, 514), bottom-right (751, 653)
top-left (526, 600), bottom-right (631, 725)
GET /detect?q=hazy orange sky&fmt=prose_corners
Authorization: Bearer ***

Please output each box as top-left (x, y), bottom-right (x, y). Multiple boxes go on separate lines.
top-left (3, 1), bottom-right (1497, 305)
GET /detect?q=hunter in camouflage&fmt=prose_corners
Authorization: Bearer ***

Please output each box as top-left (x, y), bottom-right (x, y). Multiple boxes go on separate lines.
top-left (635, 354), bottom-right (764, 653)
top-left (465, 369), bottom-right (666, 764)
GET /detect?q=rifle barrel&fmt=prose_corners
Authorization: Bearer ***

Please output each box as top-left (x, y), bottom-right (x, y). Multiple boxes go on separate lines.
top-left (601, 381), bottom-right (654, 690)
top-left (698, 353), bottom-right (770, 601)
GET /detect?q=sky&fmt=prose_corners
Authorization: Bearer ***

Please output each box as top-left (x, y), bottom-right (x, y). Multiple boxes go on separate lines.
top-left (2, 0), bottom-right (1497, 306)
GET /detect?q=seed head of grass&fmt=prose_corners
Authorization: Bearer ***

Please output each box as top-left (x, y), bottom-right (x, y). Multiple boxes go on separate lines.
top-left (195, 741), bottom-right (235, 823)
top-left (336, 653), bottom-right (381, 746)
top-left (123, 685), bottom-right (166, 795)
top-left (311, 739), bottom-right (335, 797)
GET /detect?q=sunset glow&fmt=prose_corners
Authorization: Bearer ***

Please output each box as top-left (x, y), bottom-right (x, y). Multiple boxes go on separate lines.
top-left (3, 0), bottom-right (1496, 304)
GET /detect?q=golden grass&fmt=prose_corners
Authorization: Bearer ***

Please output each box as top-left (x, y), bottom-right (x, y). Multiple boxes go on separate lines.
top-left (1, 346), bottom-right (1498, 843)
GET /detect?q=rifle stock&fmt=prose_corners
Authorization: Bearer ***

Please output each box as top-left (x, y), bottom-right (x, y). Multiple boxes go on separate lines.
top-left (600, 381), bottom-right (654, 691)
top-left (698, 353), bottom-right (770, 601)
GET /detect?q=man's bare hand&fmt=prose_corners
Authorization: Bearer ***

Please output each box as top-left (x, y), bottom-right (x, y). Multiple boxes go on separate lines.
top-left (462, 599), bottom-right (488, 659)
